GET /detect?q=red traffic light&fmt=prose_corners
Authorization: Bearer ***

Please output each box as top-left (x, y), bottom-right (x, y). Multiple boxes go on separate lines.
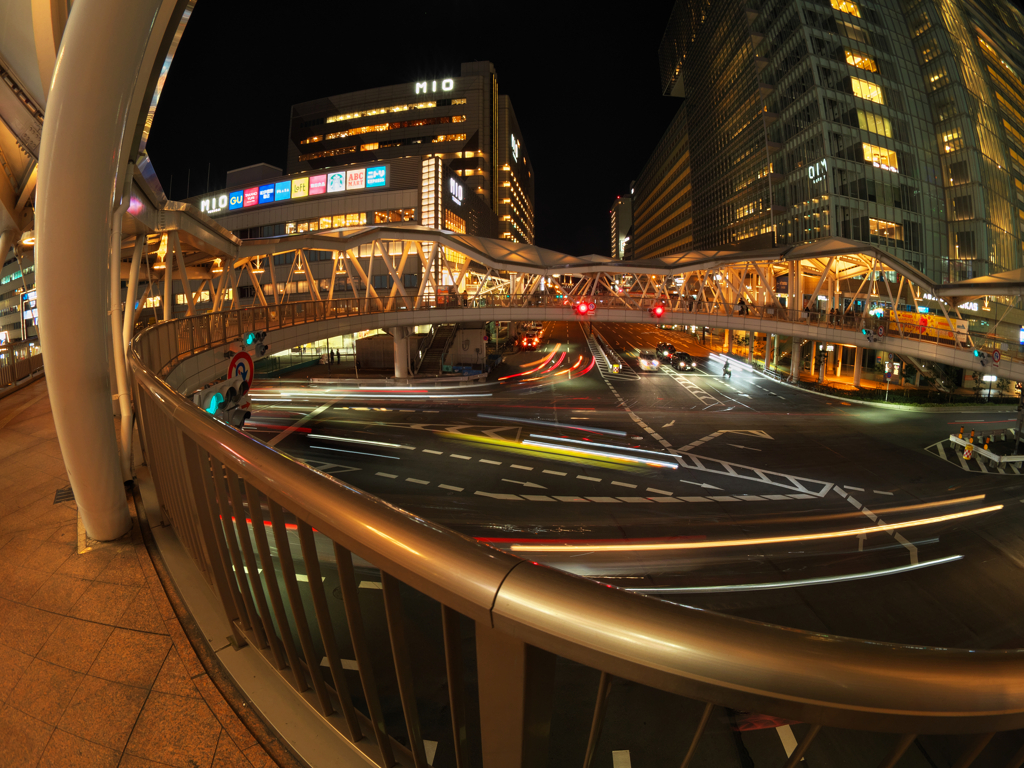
top-left (649, 304), bottom-right (665, 318)
top-left (574, 301), bottom-right (596, 316)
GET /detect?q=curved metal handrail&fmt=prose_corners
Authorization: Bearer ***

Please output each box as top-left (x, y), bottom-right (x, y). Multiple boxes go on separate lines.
top-left (130, 308), bottom-right (1024, 739)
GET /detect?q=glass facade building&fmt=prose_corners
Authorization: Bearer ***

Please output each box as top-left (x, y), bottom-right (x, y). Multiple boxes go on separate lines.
top-left (649, 0), bottom-right (1024, 285)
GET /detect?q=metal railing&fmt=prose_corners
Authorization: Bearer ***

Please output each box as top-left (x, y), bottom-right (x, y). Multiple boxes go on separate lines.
top-left (129, 299), bottom-right (1024, 768)
top-left (134, 293), bottom-right (989, 382)
top-left (0, 338), bottom-right (44, 390)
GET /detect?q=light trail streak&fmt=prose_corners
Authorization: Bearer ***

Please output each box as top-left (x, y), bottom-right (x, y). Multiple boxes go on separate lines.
top-left (628, 555), bottom-right (964, 594)
top-left (528, 434), bottom-right (674, 460)
top-left (510, 504), bottom-right (1003, 553)
top-left (309, 434), bottom-right (408, 450)
top-left (311, 445), bottom-right (400, 460)
top-left (521, 439), bottom-right (679, 469)
top-left (499, 345), bottom-right (561, 380)
top-left (477, 413), bottom-right (626, 436)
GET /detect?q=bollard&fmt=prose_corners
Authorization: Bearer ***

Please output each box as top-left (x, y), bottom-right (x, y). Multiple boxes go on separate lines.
top-left (970, 429), bottom-right (976, 441)
top-left (983, 437), bottom-right (990, 451)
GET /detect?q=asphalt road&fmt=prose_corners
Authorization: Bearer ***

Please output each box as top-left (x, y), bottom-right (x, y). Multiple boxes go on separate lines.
top-left (243, 320), bottom-right (1024, 652)
top-left (233, 319), bottom-right (1024, 767)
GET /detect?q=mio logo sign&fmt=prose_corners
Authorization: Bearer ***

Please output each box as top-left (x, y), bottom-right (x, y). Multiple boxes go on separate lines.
top-left (415, 79), bottom-right (454, 94)
top-left (199, 194), bottom-right (229, 215)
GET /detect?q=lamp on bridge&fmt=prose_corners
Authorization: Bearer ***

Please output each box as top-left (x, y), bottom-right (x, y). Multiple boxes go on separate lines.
top-left (152, 234), bottom-right (168, 270)
top-left (252, 257), bottom-right (264, 275)
top-left (649, 304), bottom-right (665, 319)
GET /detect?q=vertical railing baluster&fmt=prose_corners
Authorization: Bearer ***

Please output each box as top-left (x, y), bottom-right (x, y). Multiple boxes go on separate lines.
top-left (582, 672), bottom-right (612, 768)
top-left (782, 724), bottom-right (820, 768)
top-left (679, 702), bottom-right (714, 768)
top-left (876, 733), bottom-right (916, 768)
top-left (240, 482), bottom-right (287, 668)
top-left (951, 732), bottom-right (994, 768)
top-left (441, 605), bottom-right (469, 768)
top-left (381, 572), bottom-right (428, 768)
top-left (268, 499), bottom-right (333, 715)
top-left (225, 471), bottom-right (269, 648)
top-left (296, 521), bottom-right (362, 741)
top-left (186, 443), bottom-right (246, 648)
top-left (248, 495), bottom-right (306, 689)
top-left (210, 463), bottom-right (259, 637)
top-left (334, 544), bottom-right (394, 766)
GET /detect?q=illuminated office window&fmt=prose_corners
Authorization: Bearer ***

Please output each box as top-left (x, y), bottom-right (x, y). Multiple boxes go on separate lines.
top-left (863, 142), bottom-right (899, 172)
top-left (221, 288), bottom-right (233, 301)
top-left (1004, 119), bottom-right (1024, 149)
top-left (320, 216), bottom-right (333, 229)
top-left (297, 222), bottom-right (309, 233)
top-left (332, 213), bottom-right (367, 227)
top-left (300, 136), bottom-right (322, 145)
top-left (361, 142), bottom-right (379, 152)
top-left (845, 50), bottom-right (878, 72)
top-left (851, 77), bottom-right (884, 104)
top-left (869, 218), bottom-right (902, 240)
top-left (432, 134), bottom-right (468, 143)
top-left (444, 210), bottom-right (466, 233)
top-left (373, 209), bottom-right (415, 224)
top-left (285, 222), bottom-right (297, 234)
top-left (143, 296), bottom-right (161, 308)
top-left (326, 101), bottom-right (438, 124)
top-left (941, 129), bottom-right (963, 152)
top-left (831, 0), bottom-right (861, 16)
top-left (856, 110), bottom-right (892, 137)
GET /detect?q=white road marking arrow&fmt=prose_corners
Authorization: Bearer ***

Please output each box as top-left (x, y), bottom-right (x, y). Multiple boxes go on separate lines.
top-left (680, 480), bottom-right (722, 490)
top-left (662, 420), bottom-right (676, 428)
top-left (502, 479), bottom-right (547, 489)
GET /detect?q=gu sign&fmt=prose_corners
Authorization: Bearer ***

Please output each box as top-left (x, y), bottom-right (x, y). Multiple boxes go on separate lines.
top-left (415, 79), bottom-right (454, 94)
top-left (808, 159), bottom-right (827, 184)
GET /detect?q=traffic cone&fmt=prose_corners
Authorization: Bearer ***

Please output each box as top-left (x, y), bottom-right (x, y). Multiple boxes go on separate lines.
top-left (958, 427), bottom-right (964, 439)
top-left (970, 429), bottom-right (975, 441)
top-left (983, 437), bottom-right (990, 451)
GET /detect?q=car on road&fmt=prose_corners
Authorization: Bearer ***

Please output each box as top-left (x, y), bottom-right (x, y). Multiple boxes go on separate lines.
top-left (670, 351), bottom-right (697, 371)
top-left (637, 352), bottom-right (660, 371)
top-left (520, 334), bottom-right (541, 349)
top-left (656, 342), bottom-right (676, 360)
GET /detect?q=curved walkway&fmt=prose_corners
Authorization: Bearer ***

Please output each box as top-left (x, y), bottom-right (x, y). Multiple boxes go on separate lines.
top-left (0, 378), bottom-right (293, 768)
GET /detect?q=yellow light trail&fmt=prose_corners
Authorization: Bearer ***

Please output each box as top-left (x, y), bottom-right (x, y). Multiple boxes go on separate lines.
top-left (510, 504), bottom-right (1003, 553)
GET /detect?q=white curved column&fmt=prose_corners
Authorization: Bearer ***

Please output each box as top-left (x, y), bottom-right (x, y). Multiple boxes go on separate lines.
top-left (35, 0), bottom-right (176, 540)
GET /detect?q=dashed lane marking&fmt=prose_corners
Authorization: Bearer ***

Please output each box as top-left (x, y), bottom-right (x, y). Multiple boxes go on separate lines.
top-left (474, 491), bottom-right (521, 500)
top-left (480, 459), bottom-right (501, 465)
top-left (451, 454), bottom-right (471, 460)
top-left (844, 485), bottom-right (864, 491)
top-left (438, 484), bottom-right (463, 492)
top-left (511, 464), bottom-right (534, 470)
top-left (647, 487), bottom-right (674, 495)
top-left (423, 449), bottom-right (443, 455)
top-left (406, 478), bottom-right (429, 484)
top-left (376, 472), bottom-right (397, 479)
top-left (578, 475), bottom-right (601, 482)
top-left (359, 581), bottom-right (383, 589)
top-left (611, 481), bottom-right (637, 488)
top-left (874, 490), bottom-right (894, 496)
top-left (543, 469), bottom-right (567, 476)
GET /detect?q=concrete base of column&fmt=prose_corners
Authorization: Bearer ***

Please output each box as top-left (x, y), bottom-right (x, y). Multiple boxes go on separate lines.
top-left (393, 328), bottom-right (410, 378)
top-left (790, 339), bottom-right (802, 382)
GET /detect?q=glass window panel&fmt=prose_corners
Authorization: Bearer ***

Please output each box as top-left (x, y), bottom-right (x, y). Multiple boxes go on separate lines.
top-left (845, 49), bottom-right (878, 72)
top-left (863, 142), bottom-right (900, 171)
top-left (831, 0), bottom-right (861, 16)
top-left (851, 77), bottom-right (884, 104)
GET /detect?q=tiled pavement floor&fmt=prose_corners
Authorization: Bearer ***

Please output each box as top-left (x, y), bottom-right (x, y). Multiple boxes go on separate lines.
top-left (0, 379), bottom-right (291, 768)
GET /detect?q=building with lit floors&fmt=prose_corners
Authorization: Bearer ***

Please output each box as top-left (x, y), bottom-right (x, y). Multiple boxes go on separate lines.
top-left (610, 189), bottom-right (634, 259)
top-left (654, 0), bottom-right (1024, 285)
top-left (286, 61), bottom-right (535, 243)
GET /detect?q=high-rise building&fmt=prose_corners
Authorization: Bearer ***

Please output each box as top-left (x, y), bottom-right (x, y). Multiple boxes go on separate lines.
top-left (644, 0), bottom-right (1024, 283)
top-left (631, 104), bottom-right (693, 259)
top-left (287, 62), bottom-right (535, 243)
top-left (610, 191), bottom-right (634, 259)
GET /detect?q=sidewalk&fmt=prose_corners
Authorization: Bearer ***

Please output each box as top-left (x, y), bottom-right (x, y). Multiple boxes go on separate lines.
top-left (0, 378), bottom-right (294, 768)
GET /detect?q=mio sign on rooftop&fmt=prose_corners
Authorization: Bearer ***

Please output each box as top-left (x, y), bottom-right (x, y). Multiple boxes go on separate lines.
top-left (415, 79), bottom-right (455, 94)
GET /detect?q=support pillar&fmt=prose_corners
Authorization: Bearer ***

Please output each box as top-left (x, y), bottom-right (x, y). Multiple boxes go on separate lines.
top-left (853, 346), bottom-right (862, 388)
top-left (393, 327), bottom-right (410, 378)
top-left (772, 334), bottom-right (779, 367)
top-left (747, 333), bottom-right (755, 364)
top-left (36, 0), bottom-right (181, 540)
top-left (790, 339), bottom-right (802, 383)
top-left (725, 329), bottom-right (733, 355)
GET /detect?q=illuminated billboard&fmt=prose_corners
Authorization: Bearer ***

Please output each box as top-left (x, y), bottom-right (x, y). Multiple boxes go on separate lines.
top-left (274, 181), bottom-right (291, 201)
top-left (291, 177), bottom-right (309, 198)
top-left (367, 166), bottom-right (387, 188)
top-left (258, 184), bottom-right (275, 204)
top-left (327, 172), bottom-right (345, 193)
top-left (346, 169), bottom-right (365, 190)
top-left (243, 187), bottom-right (259, 207)
top-left (228, 191), bottom-right (244, 211)
top-left (309, 174), bottom-right (327, 196)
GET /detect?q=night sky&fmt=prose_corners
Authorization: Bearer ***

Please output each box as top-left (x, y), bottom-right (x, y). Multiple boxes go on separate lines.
top-left (146, 1), bottom-right (680, 257)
